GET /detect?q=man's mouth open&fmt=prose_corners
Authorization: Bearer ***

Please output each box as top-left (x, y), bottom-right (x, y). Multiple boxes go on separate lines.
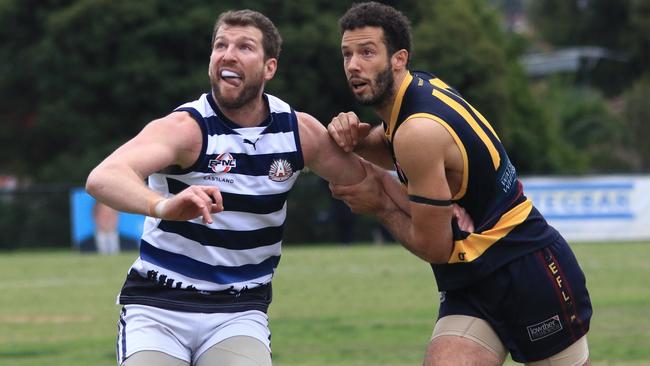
top-left (221, 69), bottom-right (242, 87)
top-left (349, 78), bottom-right (369, 92)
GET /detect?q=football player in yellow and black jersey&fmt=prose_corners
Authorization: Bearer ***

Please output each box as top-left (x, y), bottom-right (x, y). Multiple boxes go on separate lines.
top-left (328, 2), bottom-right (592, 365)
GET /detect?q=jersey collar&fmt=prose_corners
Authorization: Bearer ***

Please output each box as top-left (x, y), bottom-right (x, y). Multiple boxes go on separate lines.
top-left (385, 71), bottom-right (413, 141)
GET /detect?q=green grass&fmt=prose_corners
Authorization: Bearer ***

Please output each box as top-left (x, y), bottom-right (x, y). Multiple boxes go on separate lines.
top-left (0, 242), bottom-right (648, 365)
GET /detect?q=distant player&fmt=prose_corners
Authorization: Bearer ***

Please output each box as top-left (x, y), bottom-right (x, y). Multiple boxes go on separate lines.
top-left (92, 201), bottom-right (120, 254)
top-left (328, 2), bottom-right (592, 365)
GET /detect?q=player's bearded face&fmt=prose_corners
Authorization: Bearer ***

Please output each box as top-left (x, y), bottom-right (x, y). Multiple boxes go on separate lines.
top-left (209, 25), bottom-right (269, 110)
top-left (211, 65), bottom-right (265, 109)
top-left (351, 61), bottom-right (394, 107)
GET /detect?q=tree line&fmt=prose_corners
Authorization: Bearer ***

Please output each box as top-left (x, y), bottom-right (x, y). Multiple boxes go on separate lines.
top-left (1, 0), bottom-right (648, 183)
top-left (0, 0), bottom-right (647, 247)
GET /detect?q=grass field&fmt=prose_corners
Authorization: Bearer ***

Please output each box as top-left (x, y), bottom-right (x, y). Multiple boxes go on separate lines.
top-left (0, 242), bottom-right (648, 365)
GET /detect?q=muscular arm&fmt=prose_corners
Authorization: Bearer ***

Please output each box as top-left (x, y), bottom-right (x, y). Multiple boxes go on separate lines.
top-left (378, 119), bottom-right (456, 263)
top-left (331, 118), bottom-right (457, 263)
top-left (85, 112), bottom-right (222, 222)
top-left (297, 111), bottom-right (366, 185)
top-left (357, 125), bottom-right (394, 169)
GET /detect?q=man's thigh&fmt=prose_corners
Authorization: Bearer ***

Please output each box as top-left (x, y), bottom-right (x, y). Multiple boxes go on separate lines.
top-left (526, 336), bottom-right (589, 366)
top-left (438, 238), bottom-right (592, 363)
top-left (501, 239), bottom-right (591, 362)
top-left (427, 316), bottom-right (589, 366)
top-left (118, 305), bottom-right (271, 365)
top-left (196, 336), bottom-right (271, 366)
top-left (123, 351), bottom-right (188, 366)
top-left (117, 305), bottom-right (193, 365)
top-left (426, 315), bottom-right (505, 366)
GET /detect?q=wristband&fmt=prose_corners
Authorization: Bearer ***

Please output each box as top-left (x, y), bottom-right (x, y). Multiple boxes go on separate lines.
top-left (148, 198), bottom-right (167, 218)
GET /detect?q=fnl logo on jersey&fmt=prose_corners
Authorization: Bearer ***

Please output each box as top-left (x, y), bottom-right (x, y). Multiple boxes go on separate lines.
top-left (209, 153), bottom-right (237, 173)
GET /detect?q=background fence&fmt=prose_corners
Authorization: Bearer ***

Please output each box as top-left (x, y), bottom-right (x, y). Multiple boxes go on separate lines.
top-left (3, 174), bottom-right (649, 250)
top-left (0, 173), bottom-right (382, 250)
top-left (0, 184), bottom-right (73, 250)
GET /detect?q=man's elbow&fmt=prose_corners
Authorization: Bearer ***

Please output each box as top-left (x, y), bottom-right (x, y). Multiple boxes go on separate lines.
top-left (413, 237), bottom-right (452, 264)
top-left (85, 168), bottom-right (103, 198)
top-left (420, 250), bottom-right (450, 264)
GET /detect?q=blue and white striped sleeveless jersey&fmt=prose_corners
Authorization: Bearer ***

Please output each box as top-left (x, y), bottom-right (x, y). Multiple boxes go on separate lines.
top-left (118, 92), bottom-right (304, 313)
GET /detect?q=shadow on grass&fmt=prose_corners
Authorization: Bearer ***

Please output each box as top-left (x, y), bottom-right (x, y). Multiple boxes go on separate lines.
top-left (0, 348), bottom-right (60, 359)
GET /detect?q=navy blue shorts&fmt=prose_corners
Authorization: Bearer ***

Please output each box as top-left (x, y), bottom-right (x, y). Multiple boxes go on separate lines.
top-left (438, 237), bottom-right (592, 363)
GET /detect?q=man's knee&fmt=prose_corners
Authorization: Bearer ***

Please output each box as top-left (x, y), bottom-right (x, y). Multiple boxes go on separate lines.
top-left (196, 336), bottom-right (271, 366)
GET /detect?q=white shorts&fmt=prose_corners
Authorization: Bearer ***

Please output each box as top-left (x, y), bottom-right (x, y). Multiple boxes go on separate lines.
top-left (116, 304), bottom-right (271, 365)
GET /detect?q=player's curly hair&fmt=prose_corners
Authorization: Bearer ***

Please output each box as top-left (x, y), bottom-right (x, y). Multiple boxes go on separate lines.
top-left (213, 10), bottom-right (282, 61)
top-left (339, 2), bottom-right (412, 64)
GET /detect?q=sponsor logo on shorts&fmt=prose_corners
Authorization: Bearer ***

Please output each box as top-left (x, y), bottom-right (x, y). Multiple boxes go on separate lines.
top-left (269, 158), bottom-right (293, 182)
top-left (439, 291), bottom-right (446, 303)
top-left (527, 315), bottom-right (563, 342)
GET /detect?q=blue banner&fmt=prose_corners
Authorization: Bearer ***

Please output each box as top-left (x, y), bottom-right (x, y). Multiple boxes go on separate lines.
top-left (70, 188), bottom-right (144, 252)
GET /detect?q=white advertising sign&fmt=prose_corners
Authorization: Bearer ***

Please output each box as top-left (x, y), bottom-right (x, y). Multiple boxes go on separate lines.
top-left (521, 175), bottom-right (650, 242)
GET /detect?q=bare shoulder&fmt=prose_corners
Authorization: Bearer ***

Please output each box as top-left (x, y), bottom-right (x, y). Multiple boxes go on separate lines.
top-left (392, 116), bottom-right (464, 195)
top-left (393, 116), bottom-right (453, 158)
top-left (149, 111), bottom-right (201, 133)
top-left (141, 111), bottom-right (202, 146)
top-left (296, 111), bottom-right (324, 132)
top-left (123, 110), bottom-right (203, 169)
top-left (295, 111), bottom-right (328, 165)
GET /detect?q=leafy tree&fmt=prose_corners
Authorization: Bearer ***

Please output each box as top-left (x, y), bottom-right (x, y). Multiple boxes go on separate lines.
top-left (528, 0), bottom-right (649, 95)
top-left (622, 76), bottom-right (650, 171)
top-left (0, 0), bottom-right (71, 175)
top-left (408, 0), bottom-right (578, 173)
top-left (2, 0), bottom-right (613, 183)
top-left (3, 0), bottom-right (632, 247)
top-left (534, 79), bottom-right (632, 173)
top-left (1, 0), bottom-right (225, 183)
top-left (270, 7), bottom-right (355, 122)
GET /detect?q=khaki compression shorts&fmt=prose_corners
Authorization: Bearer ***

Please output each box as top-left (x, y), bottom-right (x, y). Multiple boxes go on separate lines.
top-left (431, 315), bottom-right (589, 365)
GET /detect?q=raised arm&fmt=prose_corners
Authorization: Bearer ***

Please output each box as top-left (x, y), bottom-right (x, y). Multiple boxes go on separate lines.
top-left (85, 112), bottom-right (223, 223)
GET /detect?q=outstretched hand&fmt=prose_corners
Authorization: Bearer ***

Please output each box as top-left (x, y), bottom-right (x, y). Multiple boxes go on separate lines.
top-left (152, 185), bottom-right (224, 224)
top-left (328, 111), bottom-right (372, 152)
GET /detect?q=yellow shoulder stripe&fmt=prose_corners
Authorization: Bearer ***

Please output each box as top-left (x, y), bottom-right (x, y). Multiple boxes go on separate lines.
top-left (386, 72), bottom-right (414, 141)
top-left (448, 198), bottom-right (533, 263)
top-left (428, 78), bottom-right (499, 141)
top-left (429, 78), bottom-right (452, 91)
top-left (468, 104), bottom-right (500, 142)
top-left (431, 89), bottom-right (501, 170)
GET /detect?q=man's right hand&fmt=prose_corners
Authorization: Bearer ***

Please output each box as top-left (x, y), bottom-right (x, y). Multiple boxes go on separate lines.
top-left (329, 159), bottom-right (391, 215)
top-left (328, 111), bottom-right (372, 152)
top-left (151, 185), bottom-right (224, 224)
top-left (452, 204), bottom-right (475, 233)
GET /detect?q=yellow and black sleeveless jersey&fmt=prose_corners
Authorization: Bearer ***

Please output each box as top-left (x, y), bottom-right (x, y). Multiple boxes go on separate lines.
top-left (384, 71), bottom-right (560, 290)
